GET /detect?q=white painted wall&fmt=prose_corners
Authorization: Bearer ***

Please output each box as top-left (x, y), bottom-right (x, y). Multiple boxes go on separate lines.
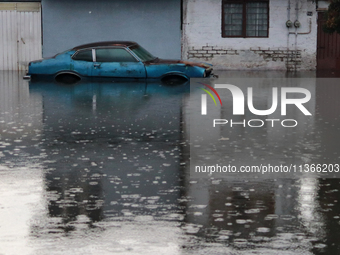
top-left (317, 0), bottom-right (330, 10)
top-left (182, 0), bottom-right (319, 70)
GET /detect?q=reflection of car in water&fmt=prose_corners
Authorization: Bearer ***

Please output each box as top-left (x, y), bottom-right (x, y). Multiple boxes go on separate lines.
top-left (25, 41), bottom-right (213, 84)
top-left (28, 80), bottom-right (186, 231)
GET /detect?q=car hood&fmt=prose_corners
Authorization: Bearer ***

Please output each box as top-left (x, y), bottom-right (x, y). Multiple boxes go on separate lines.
top-left (145, 58), bottom-right (212, 69)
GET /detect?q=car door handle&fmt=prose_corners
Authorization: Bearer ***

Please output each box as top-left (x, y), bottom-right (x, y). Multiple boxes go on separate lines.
top-left (94, 63), bottom-right (101, 67)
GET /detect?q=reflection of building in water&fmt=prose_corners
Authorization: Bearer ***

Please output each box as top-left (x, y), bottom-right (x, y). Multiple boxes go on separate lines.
top-left (180, 175), bottom-right (329, 251)
top-left (316, 79), bottom-right (340, 123)
top-left (315, 79), bottom-right (340, 163)
top-left (0, 71), bottom-right (43, 143)
top-left (46, 168), bottom-right (104, 226)
top-left (28, 80), bottom-right (188, 232)
top-left (183, 179), bottom-right (277, 242)
top-left (190, 78), bottom-right (317, 178)
top-left (180, 77), bottom-right (330, 248)
top-left (0, 71), bottom-right (44, 254)
top-left (297, 178), bottom-right (325, 236)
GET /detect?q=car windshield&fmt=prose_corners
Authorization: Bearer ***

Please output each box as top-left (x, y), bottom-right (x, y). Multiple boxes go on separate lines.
top-left (129, 45), bottom-right (156, 62)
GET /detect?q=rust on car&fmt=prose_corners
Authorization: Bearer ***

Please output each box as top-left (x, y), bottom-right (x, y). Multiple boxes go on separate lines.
top-left (144, 58), bottom-right (211, 68)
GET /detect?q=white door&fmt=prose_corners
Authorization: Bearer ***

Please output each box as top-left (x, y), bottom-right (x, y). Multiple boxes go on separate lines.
top-left (0, 2), bottom-right (42, 71)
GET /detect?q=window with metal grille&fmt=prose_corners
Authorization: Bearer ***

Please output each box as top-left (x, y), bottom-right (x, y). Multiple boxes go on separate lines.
top-left (222, 0), bottom-right (269, 38)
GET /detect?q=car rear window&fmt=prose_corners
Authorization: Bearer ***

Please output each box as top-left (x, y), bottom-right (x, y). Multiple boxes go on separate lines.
top-left (129, 45), bottom-right (156, 62)
top-left (73, 50), bottom-right (93, 61)
top-left (96, 48), bottom-right (137, 62)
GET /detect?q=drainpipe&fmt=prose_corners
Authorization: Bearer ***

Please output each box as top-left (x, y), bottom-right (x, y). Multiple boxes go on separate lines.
top-left (287, 0), bottom-right (291, 71)
top-left (287, 1), bottom-right (313, 72)
top-left (295, 2), bottom-right (299, 71)
top-left (290, 2), bottom-right (313, 71)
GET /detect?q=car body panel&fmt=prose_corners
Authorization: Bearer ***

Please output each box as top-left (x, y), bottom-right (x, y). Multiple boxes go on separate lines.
top-left (71, 59), bottom-right (93, 77)
top-left (29, 51), bottom-right (77, 76)
top-left (144, 59), bottom-right (211, 79)
top-left (92, 61), bottom-right (146, 78)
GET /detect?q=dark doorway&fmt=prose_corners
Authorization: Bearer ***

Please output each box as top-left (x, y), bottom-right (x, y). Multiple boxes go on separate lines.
top-left (317, 12), bottom-right (340, 71)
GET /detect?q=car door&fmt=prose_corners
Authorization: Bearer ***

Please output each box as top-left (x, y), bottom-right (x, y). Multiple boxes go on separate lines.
top-left (71, 49), bottom-right (95, 77)
top-left (92, 47), bottom-right (146, 78)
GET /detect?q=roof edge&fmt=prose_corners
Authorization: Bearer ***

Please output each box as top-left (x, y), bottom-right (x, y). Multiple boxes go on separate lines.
top-left (72, 41), bottom-right (137, 50)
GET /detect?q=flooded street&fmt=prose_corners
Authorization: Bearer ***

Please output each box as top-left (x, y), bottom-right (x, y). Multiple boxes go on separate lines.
top-left (1, 71), bottom-right (340, 255)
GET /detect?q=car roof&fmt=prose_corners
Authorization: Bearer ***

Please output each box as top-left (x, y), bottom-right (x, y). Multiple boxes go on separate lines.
top-left (72, 41), bottom-right (137, 50)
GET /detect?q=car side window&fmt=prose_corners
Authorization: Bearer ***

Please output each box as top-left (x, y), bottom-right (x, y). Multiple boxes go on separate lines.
top-left (73, 50), bottom-right (93, 62)
top-left (96, 48), bottom-right (137, 62)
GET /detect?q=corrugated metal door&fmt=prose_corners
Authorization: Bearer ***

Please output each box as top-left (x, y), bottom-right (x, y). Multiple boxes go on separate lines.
top-left (0, 2), bottom-right (41, 71)
top-left (317, 12), bottom-right (340, 70)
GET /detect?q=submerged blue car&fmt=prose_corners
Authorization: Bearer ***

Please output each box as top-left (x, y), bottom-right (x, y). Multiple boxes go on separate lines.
top-left (26, 41), bottom-right (213, 83)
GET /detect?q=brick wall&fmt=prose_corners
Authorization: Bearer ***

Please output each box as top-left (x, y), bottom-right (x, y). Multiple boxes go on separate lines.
top-left (188, 46), bottom-right (302, 71)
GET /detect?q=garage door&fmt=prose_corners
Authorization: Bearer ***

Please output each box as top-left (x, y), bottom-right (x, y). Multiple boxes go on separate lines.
top-left (42, 0), bottom-right (181, 60)
top-left (0, 2), bottom-right (42, 71)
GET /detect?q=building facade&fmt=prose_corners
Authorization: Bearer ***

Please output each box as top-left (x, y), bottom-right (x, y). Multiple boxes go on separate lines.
top-left (182, 0), bottom-right (335, 71)
top-left (1, 0), bottom-right (338, 71)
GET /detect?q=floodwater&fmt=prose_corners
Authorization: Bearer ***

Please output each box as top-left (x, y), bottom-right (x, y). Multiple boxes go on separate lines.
top-left (0, 71), bottom-right (340, 255)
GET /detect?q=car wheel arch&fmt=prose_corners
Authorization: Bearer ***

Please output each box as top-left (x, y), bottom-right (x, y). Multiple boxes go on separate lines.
top-left (54, 71), bottom-right (82, 84)
top-left (160, 72), bottom-right (189, 84)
